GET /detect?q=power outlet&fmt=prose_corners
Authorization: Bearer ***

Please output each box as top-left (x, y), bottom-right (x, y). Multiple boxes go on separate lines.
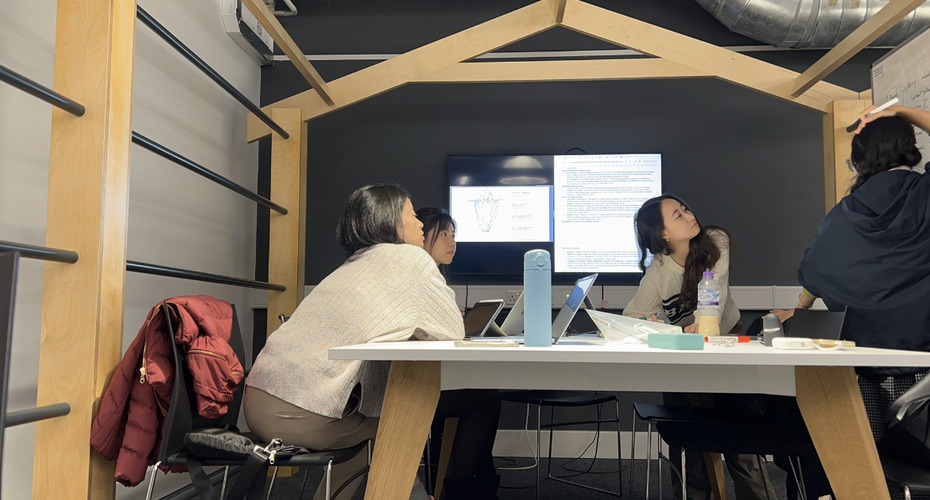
top-left (505, 289), bottom-right (522, 306)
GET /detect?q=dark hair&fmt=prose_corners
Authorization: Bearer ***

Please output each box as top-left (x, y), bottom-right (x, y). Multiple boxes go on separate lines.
top-left (416, 207), bottom-right (456, 251)
top-left (633, 194), bottom-right (731, 311)
top-left (850, 116), bottom-right (922, 192)
top-left (336, 184), bottom-right (409, 255)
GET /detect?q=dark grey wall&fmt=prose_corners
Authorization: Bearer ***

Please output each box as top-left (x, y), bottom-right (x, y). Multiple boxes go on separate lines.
top-left (255, 1), bottom-right (883, 287)
top-left (259, 52), bottom-right (880, 286)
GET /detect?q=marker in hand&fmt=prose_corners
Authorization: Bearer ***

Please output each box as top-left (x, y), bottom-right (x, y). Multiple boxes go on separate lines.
top-left (846, 97), bottom-right (900, 132)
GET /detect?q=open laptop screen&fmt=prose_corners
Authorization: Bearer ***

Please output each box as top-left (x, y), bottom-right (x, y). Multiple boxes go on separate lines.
top-left (550, 273), bottom-right (598, 342)
top-left (786, 308), bottom-right (846, 340)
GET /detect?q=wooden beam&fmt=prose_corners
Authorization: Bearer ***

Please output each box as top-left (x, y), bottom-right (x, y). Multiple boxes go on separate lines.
top-left (246, 0), bottom-right (560, 141)
top-left (33, 0), bottom-right (136, 498)
top-left (560, 0), bottom-right (858, 113)
top-left (792, 0), bottom-right (924, 97)
top-left (267, 108), bottom-right (306, 338)
top-left (822, 99), bottom-right (869, 212)
top-left (555, 0), bottom-right (567, 24)
top-left (416, 59), bottom-right (711, 83)
top-left (241, 0), bottom-right (334, 105)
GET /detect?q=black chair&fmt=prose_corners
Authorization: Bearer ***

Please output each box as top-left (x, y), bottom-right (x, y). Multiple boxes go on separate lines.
top-left (656, 416), bottom-right (816, 500)
top-left (143, 301), bottom-right (371, 500)
top-left (499, 390), bottom-right (622, 499)
top-left (879, 373), bottom-right (930, 499)
top-left (631, 401), bottom-right (722, 499)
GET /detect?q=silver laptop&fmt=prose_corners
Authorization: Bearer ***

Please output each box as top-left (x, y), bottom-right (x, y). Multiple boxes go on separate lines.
top-left (499, 291), bottom-right (525, 336)
top-left (473, 273), bottom-right (599, 345)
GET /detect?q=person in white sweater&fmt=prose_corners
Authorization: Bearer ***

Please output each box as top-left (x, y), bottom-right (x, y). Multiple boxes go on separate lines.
top-left (623, 195), bottom-right (776, 500)
top-left (245, 184), bottom-right (494, 500)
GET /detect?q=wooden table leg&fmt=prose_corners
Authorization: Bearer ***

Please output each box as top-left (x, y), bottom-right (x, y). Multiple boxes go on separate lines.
top-left (704, 452), bottom-right (727, 500)
top-left (434, 417), bottom-right (459, 499)
top-left (365, 361), bottom-right (441, 500)
top-left (795, 366), bottom-right (890, 500)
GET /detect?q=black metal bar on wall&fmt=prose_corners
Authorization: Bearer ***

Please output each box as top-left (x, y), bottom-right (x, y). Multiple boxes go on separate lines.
top-left (0, 241), bottom-right (78, 264)
top-left (126, 261), bottom-right (286, 291)
top-left (5, 403), bottom-right (70, 428)
top-left (0, 64), bottom-right (86, 117)
top-left (132, 132), bottom-right (287, 214)
top-left (0, 252), bottom-right (20, 478)
top-left (135, 6), bottom-right (290, 140)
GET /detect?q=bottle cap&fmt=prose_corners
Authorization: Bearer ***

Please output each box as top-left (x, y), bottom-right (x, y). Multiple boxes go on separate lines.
top-left (703, 271), bottom-right (714, 278)
top-left (523, 249), bottom-right (551, 272)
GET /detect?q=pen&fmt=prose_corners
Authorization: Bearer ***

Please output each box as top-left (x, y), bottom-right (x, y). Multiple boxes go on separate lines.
top-left (846, 97), bottom-right (900, 132)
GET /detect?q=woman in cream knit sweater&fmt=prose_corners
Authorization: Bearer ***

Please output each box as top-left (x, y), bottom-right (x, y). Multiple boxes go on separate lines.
top-left (245, 184), bottom-right (497, 500)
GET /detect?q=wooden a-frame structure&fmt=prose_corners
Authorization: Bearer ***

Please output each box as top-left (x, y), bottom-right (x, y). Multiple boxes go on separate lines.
top-left (26, 0), bottom-right (922, 498)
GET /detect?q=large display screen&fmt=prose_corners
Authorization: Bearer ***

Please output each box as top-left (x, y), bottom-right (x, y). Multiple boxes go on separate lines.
top-left (448, 153), bottom-right (662, 278)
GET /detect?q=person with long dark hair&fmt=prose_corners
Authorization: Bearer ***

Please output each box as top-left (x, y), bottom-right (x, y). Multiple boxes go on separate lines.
top-left (244, 184), bottom-right (497, 500)
top-left (623, 195), bottom-right (776, 500)
top-left (623, 194), bottom-right (739, 333)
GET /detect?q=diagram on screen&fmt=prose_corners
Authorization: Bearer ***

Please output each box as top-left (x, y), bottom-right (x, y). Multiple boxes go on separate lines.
top-left (472, 189), bottom-right (499, 232)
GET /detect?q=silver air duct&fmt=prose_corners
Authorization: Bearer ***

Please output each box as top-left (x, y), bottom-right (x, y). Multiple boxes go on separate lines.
top-left (694, 0), bottom-right (930, 48)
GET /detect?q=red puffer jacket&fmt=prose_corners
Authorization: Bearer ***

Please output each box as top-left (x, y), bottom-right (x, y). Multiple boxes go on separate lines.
top-left (89, 296), bottom-right (244, 486)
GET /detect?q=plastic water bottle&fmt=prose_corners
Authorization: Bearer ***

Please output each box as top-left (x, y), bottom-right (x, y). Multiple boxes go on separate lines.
top-left (696, 271), bottom-right (720, 335)
top-left (523, 249), bottom-right (552, 347)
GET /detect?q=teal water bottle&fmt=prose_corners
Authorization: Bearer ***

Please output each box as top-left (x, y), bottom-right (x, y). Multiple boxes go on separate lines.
top-left (524, 249), bottom-right (552, 347)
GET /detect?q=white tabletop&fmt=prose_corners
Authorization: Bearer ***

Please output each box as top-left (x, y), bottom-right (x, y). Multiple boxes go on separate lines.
top-left (330, 339), bottom-right (930, 367)
top-left (330, 340), bottom-right (930, 395)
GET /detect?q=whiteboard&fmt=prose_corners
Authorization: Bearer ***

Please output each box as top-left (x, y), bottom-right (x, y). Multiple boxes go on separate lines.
top-left (872, 25), bottom-right (930, 163)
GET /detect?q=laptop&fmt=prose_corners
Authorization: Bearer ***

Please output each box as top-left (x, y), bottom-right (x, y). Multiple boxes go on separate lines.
top-left (549, 273), bottom-right (599, 342)
top-left (463, 299), bottom-right (505, 338)
top-left (471, 273), bottom-right (599, 345)
top-left (498, 277), bottom-right (600, 337)
top-left (785, 308), bottom-right (847, 340)
top-left (499, 291), bottom-right (525, 336)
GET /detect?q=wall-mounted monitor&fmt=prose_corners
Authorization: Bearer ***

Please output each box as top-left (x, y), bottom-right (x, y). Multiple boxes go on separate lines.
top-left (448, 153), bottom-right (661, 283)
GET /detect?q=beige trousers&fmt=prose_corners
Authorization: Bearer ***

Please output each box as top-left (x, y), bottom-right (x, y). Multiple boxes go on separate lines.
top-left (243, 386), bottom-right (378, 500)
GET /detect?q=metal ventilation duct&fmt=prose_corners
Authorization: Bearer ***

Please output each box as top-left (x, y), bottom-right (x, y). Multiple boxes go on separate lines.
top-left (694, 0), bottom-right (930, 48)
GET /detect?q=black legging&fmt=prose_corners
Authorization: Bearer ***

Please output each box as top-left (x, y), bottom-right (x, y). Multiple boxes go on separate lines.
top-left (433, 389), bottom-right (502, 479)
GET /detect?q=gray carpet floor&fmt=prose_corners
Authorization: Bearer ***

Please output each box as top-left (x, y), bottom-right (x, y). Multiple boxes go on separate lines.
top-left (264, 457), bottom-right (791, 499)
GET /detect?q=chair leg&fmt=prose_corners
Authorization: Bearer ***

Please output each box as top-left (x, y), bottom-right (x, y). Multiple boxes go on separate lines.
top-left (546, 404), bottom-right (556, 482)
top-left (681, 448), bottom-right (688, 500)
top-left (788, 457), bottom-right (808, 500)
top-left (424, 428), bottom-right (433, 495)
top-left (266, 466), bottom-right (280, 500)
top-left (324, 461), bottom-right (333, 500)
top-left (298, 464), bottom-right (311, 499)
top-left (614, 399), bottom-right (622, 498)
top-left (646, 422), bottom-right (653, 500)
top-left (221, 466), bottom-right (230, 500)
top-left (905, 484), bottom-right (912, 500)
top-left (536, 404), bottom-right (542, 500)
top-left (630, 406), bottom-right (637, 498)
top-left (144, 461), bottom-right (161, 500)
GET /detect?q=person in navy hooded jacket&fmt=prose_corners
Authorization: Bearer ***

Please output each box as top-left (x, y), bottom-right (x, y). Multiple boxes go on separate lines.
top-left (798, 104), bottom-right (930, 437)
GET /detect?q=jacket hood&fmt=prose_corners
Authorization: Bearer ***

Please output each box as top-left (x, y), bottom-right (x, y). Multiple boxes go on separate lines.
top-left (843, 170), bottom-right (926, 240)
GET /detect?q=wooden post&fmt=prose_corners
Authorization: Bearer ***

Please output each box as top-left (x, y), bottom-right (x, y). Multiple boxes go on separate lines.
top-left (266, 108), bottom-right (307, 337)
top-left (822, 99), bottom-right (870, 212)
top-left (32, 0), bottom-right (136, 498)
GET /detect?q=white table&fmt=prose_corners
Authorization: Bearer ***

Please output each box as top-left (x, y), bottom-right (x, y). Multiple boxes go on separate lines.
top-left (330, 340), bottom-right (930, 500)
